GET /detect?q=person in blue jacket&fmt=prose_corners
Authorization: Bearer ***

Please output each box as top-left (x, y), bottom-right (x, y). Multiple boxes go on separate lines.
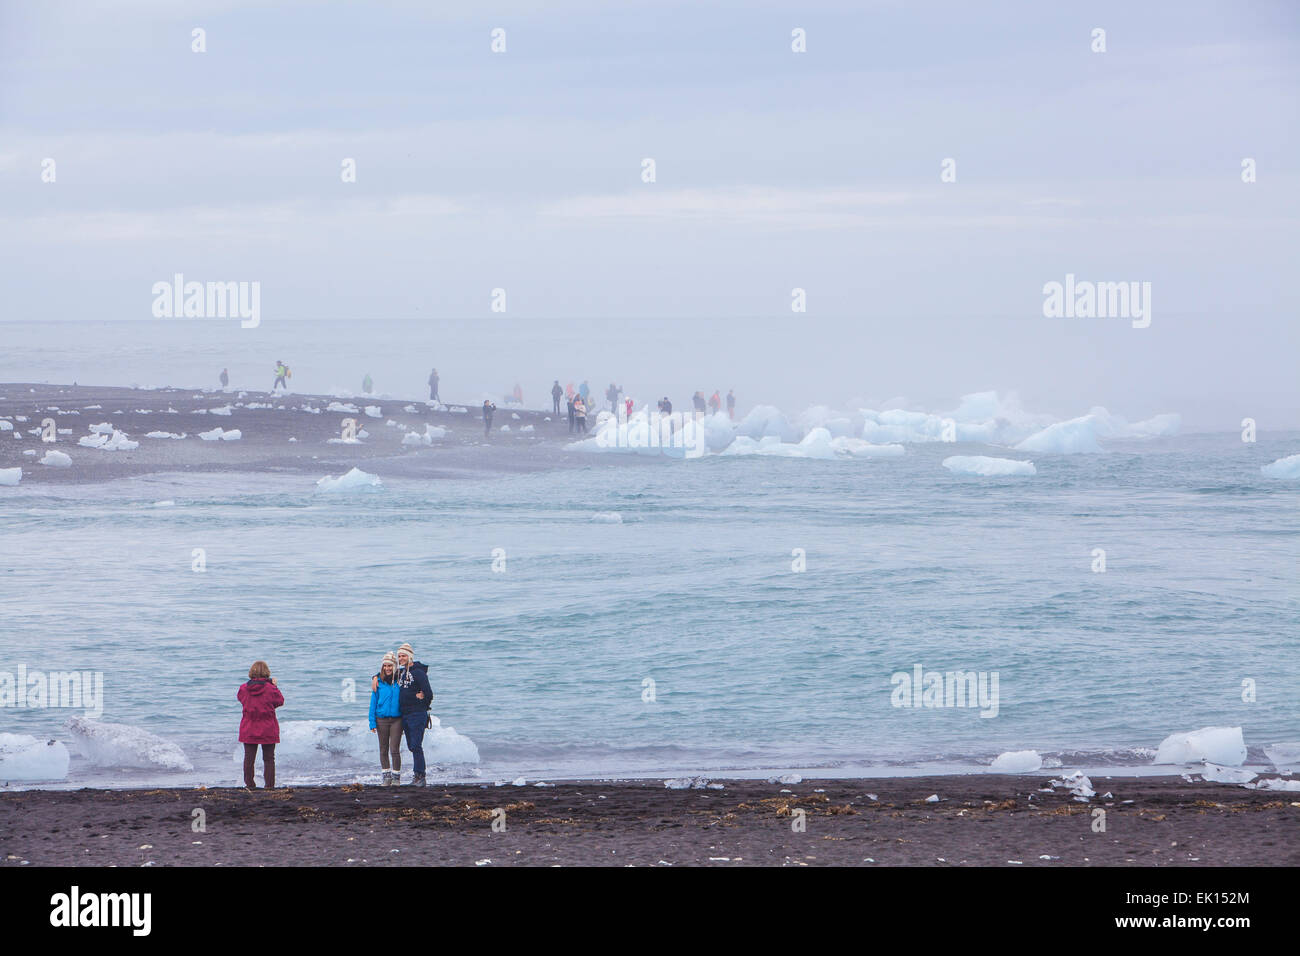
top-left (369, 651), bottom-right (403, 786)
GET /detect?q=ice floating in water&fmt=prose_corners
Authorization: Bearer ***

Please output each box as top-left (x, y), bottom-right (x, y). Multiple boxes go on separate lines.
top-left (66, 716), bottom-right (194, 772)
top-left (0, 733), bottom-right (70, 781)
top-left (990, 750), bottom-right (1043, 772)
top-left (364, 406), bottom-right (382, 418)
top-left (316, 467), bottom-right (382, 492)
top-left (145, 431), bottom-right (186, 439)
top-left (0, 467), bottom-right (20, 486)
top-left (590, 511), bottom-right (623, 523)
top-left (0, 421), bottom-right (12, 431)
top-left (1153, 726), bottom-right (1246, 767)
top-left (198, 427), bottom-right (241, 441)
top-left (40, 450), bottom-right (72, 467)
top-left (943, 455), bottom-right (1036, 477)
top-left (1015, 408), bottom-right (1180, 455)
top-left (1261, 454), bottom-right (1300, 480)
top-left (236, 719), bottom-right (478, 769)
top-left (208, 405), bottom-right (233, 416)
top-left (88, 422), bottom-right (115, 435)
top-left (521, 424), bottom-right (535, 433)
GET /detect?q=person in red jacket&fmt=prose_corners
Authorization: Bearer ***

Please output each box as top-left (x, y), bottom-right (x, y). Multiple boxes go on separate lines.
top-left (237, 660), bottom-right (284, 789)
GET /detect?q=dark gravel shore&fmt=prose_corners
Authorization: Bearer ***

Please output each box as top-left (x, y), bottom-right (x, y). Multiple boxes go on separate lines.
top-left (0, 382), bottom-right (616, 484)
top-left (2, 776), bottom-right (1295, 867)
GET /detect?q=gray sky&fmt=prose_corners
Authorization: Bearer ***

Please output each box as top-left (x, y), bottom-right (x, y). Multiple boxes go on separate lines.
top-left (1, 0), bottom-right (1297, 427)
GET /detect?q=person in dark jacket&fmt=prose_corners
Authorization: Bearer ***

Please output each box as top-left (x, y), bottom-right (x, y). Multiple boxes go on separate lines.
top-left (394, 644), bottom-right (432, 786)
top-left (369, 651), bottom-right (403, 786)
top-left (428, 368), bottom-right (440, 404)
top-left (237, 660), bottom-right (284, 789)
top-left (566, 395), bottom-right (576, 433)
top-left (482, 399), bottom-right (496, 436)
top-left (726, 389), bottom-right (735, 419)
top-left (551, 380), bottom-right (563, 416)
top-left (219, 368), bottom-right (229, 388)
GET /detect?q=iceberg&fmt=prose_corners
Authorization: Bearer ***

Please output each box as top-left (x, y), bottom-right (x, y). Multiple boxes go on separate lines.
top-left (78, 429), bottom-right (139, 451)
top-left (0, 467), bottom-right (20, 486)
top-left (316, 467), bottom-right (382, 493)
top-left (1153, 726), bottom-right (1246, 767)
top-left (943, 455), bottom-right (1035, 476)
top-left (1261, 454), bottom-right (1300, 480)
top-left (66, 716), bottom-right (193, 772)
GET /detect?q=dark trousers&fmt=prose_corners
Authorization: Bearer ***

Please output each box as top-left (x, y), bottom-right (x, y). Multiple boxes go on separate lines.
top-left (375, 717), bottom-right (402, 772)
top-left (242, 743), bottom-right (275, 788)
top-left (273, 375), bottom-right (286, 390)
top-left (484, 417), bottom-right (492, 435)
top-left (576, 416), bottom-right (587, 434)
top-left (430, 386), bottom-right (439, 402)
top-left (568, 410), bottom-right (575, 432)
top-left (553, 397), bottom-right (561, 415)
top-left (402, 712), bottom-right (427, 775)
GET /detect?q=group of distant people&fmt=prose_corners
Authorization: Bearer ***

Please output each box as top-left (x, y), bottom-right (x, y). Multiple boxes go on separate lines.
top-left (217, 365), bottom-right (737, 438)
top-left (236, 643), bottom-right (437, 789)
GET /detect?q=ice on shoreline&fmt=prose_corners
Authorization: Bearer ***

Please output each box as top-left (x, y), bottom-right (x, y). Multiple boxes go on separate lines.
top-left (990, 750), bottom-right (1043, 772)
top-left (232, 719), bottom-right (478, 769)
top-left (0, 467), bottom-right (20, 486)
top-left (66, 716), bottom-right (194, 772)
top-left (1153, 726), bottom-right (1246, 767)
top-left (39, 450), bottom-right (72, 467)
top-left (0, 734), bottom-right (70, 781)
top-left (198, 427), bottom-right (241, 441)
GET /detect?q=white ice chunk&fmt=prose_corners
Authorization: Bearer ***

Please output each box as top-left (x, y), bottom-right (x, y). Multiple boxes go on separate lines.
top-left (39, 450), bottom-right (72, 467)
top-left (0, 467), bottom-right (20, 486)
top-left (1261, 454), bottom-right (1300, 480)
top-left (943, 455), bottom-right (1036, 476)
top-left (990, 750), bottom-right (1043, 773)
top-left (315, 467), bottom-right (382, 493)
top-left (364, 406), bottom-right (382, 418)
top-left (66, 716), bottom-right (194, 772)
top-left (590, 511), bottom-right (623, 523)
top-left (1264, 742), bottom-right (1300, 773)
top-left (0, 733), bottom-right (70, 781)
top-left (1153, 726), bottom-right (1247, 767)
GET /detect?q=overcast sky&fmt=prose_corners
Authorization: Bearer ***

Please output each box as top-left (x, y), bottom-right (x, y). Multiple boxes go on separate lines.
top-left (1, 0), bottom-right (1297, 427)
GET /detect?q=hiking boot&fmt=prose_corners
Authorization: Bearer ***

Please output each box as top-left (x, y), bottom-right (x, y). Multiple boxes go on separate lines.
top-left (410, 773), bottom-right (426, 787)
top-left (380, 772), bottom-right (392, 787)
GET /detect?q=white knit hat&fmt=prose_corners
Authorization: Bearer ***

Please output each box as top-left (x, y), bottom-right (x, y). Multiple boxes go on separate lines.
top-left (380, 651), bottom-right (397, 668)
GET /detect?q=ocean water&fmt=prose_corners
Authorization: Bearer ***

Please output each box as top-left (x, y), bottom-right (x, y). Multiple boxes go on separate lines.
top-left (2, 427), bottom-right (1298, 787)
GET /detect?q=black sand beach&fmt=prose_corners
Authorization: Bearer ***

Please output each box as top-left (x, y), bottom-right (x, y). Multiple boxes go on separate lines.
top-left (0, 383), bottom-right (605, 483)
top-left (2, 776), bottom-right (1295, 867)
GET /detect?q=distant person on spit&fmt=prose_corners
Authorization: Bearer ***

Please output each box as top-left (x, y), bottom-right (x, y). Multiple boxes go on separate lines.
top-left (368, 651), bottom-right (403, 786)
top-left (512, 383), bottom-right (523, 405)
top-left (566, 393), bottom-right (576, 433)
top-left (573, 395), bottom-right (588, 434)
top-left (238, 660), bottom-right (284, 790)
top-left (428, 368), bottom-right (440, 404)
top-left (273, 361), bottom-right (290, 391)
top-left (219, 368), bottom-right (229, 388)
top-left (551, 380), bottom-right (563, 416)
top-left (483, 399), bottom-right (496, 436)
top-left (370, 644), bottom-right (432, 787)
top-left (362, 372), bottom-right (373, 394)
top-left (727, 388), bottom-right (735, 419)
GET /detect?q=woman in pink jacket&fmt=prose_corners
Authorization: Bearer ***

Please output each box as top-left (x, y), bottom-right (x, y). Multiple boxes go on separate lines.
top-left (237, 660), bottom-right (284, 789)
